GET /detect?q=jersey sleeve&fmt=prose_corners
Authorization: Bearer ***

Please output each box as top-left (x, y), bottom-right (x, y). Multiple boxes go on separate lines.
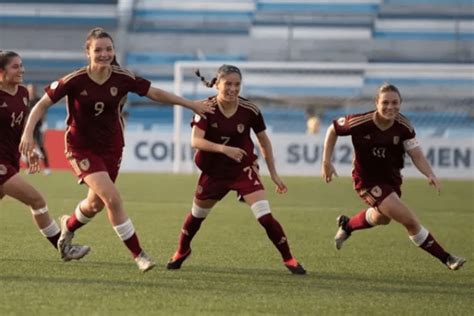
top-left (398, 114), bottom-right (416, 141)
top-left (128, 76), bottom-right (151, 96)
top-left (44, 78), bottom-right (69, 103)
top-left (332, 115), bottom-right (352, 136)
top-left (399, 115), bottom-right (417, 150)
top-left (252, 110), bottom-right (266, 134)
top-left (190, 113), bottom-right (209, 130)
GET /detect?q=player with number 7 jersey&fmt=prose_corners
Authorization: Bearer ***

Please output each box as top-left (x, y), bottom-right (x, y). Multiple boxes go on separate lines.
top-left (192, 95), bottom-right (264, 179)
top-left (167, 64), bottom-right (306, 275)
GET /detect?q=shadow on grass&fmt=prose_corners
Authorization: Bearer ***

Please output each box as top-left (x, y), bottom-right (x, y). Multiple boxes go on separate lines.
top-left (0, 258), bottom-right (471, 297)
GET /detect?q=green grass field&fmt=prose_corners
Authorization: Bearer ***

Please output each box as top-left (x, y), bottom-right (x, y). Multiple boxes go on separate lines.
top-left (1, 171), bottom-right (473, 315)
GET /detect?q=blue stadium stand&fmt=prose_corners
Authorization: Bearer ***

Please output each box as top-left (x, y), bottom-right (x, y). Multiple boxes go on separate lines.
top-left (0, 1), bottom-right (117, 26)
top-left (130, 0), bottom-right (254, 34)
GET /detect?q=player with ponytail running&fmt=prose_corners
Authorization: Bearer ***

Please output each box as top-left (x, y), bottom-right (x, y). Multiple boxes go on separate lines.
top-left (166, 65), bottom-right (306, 274)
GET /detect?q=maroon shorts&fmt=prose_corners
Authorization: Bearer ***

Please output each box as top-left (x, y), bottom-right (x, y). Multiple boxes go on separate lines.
top-left (356, 183), bottom-right (402, 207)
top-left (195, 165), bottom-right (265, 201)
top-left (66, 148), bottom-right (122, 184)
top-left (0, 160), bottom-right (19, 186)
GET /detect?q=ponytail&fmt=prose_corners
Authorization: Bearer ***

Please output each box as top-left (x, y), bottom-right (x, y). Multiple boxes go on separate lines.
top-left (194, 69), bottom-right (217, 88)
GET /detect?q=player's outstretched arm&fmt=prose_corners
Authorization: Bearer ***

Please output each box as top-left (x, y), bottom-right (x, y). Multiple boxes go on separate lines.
top-left (20, 94), bottom-right (54, 155)
top-left (321, 124), bottom-right (338, 183)
top-left (146, 87), bottom-right (214, 117)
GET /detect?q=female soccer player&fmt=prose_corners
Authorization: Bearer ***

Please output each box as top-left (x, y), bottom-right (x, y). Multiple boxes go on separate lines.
top-left (321, 83), bottom-right (466, 270)
top-left (19, 28), bottom-right (214, 272)
top-left (0, 50), bottom-right (90, 261)
top-left (166, 64), bottom-right (306, 274)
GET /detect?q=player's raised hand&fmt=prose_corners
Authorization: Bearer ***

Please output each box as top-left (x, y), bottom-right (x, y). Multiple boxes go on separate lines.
top-left (428, 175), bottom-right (442, 195)
top-left (322, 161), bottom-right (338, 183)
top-left (191, 99), bottom-right (215, 119)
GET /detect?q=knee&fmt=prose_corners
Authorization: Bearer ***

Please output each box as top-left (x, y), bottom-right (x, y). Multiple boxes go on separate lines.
top-left (373, 213), bottom-right (391, 226)
top-left (400, 217), bottom-right (419, 231)
top-left (88, 199), bottom-right (105, 213)
top-left (367, 207), bottom-right (391, 226)
top-left (29, 194), bottom-right (46, 210)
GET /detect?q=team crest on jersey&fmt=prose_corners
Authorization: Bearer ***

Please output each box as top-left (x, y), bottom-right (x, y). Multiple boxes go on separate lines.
top-left (337, 117), bottom-right (346, 126)
top-left (211, 122), bottom-right (218, 128)
top-left (50, 81), bottom-right (59, 90)
top-left (237, 124), bottom-right (245, 133)
top-left (393, 136), bottom-right (399, 145)
top-left (0, 164), bottom-right (7, 175)
top-left (194, 114), bottom-right (201, 123)
top-left (110, 87), bottom-right (118, 96)
top-left (79, 159), bottom-right (90, 171)
top-left (23, 97), bottom-right (28, 106)
top-left (370, 186), bottom-right (382, 198)
top-left (0, 101), bottom-right (8, 108)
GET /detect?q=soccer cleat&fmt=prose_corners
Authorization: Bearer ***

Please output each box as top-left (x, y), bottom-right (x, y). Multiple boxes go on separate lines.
top-left (135, 251), bottom-right (156, 272)
top-left (446, 254), bottom-right (466, 271)
top-left (166, 249), bottom-right (192, 270)
top-left (57, 215), bottom-right (74, 260)
top-left (62, 244), bottom-right (91, 262)
top-left (335, 215), bottom-right (351, 250)
top-left (284, 258), bottom-right (306, 275)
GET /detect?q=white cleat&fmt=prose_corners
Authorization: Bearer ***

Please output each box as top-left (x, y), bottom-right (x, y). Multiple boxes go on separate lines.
top-left (446, 255), bottom-right (466, 271)
top-left (135, 251), bottom-right (156, 272)
top-left (62, 245), bottom-right (91, 262)
top-left (58, 215), bottom-right (74, 260)
top-left (335, 215), bottom-right (351, 250)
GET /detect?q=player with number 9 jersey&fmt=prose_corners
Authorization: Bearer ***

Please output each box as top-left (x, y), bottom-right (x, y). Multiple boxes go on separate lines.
top-left (19, 28), bottom-right (214, 272)
top-left (45, 65), bottom-right (150, 154)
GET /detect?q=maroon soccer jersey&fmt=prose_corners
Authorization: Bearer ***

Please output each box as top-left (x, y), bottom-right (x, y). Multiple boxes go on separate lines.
top-left (333, 110), bottom-right (416, 188)
top-left (45, 65), bottom-right (151, 152)
top-left (0, 85), bottom-right (28, 164)
top-left (192, 96), bottom-right (266, 178)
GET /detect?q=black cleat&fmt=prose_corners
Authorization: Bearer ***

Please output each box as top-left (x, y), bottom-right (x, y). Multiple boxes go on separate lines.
top-left (166, 249), bottom-right (191, 270)
top-left (335, 215), bottom-right (351, 250)
top-left (284, 259), bottom-right (307, 275)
